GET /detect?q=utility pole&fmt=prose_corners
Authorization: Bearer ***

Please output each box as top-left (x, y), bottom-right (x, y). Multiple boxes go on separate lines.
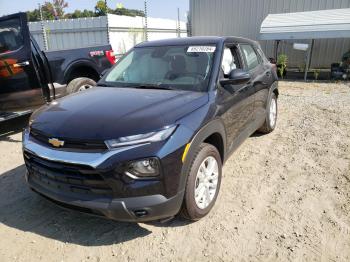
top-left (186, 11), bottom-right (191, 36)
top-left (144, 0), bottom-right (148, 41)
top-left (38, 3), bottom-right (48, 51)
top-left (105, 0), bottom-right (110, 44)
top-left (104, 0), bottom-right (108, 14)
top-left (177, 8), bottom-right (180, 37)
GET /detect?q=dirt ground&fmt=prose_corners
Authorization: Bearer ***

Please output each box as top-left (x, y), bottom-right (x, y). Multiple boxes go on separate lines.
top-left (0, 81), bottom-right (349, 262)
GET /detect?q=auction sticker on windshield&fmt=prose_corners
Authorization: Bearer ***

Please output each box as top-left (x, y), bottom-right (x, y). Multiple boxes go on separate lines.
top-left (187, 46), bottom-right (216, 53)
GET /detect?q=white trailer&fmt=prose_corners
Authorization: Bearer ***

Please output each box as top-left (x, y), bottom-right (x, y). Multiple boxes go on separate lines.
top-left (29, 14), bottom-right (187, 55)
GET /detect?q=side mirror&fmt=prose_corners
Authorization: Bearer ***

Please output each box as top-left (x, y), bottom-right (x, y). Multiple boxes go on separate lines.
top-left (220, 69), bottom-right (251, 86)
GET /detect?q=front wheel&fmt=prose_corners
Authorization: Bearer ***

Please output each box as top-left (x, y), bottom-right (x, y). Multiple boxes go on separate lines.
top-left (258, 92), bottom-right (278, 134)
top-left (181, 143), bottom-right (222, 221)
top-left (66, 77), bottom-right (96, 94)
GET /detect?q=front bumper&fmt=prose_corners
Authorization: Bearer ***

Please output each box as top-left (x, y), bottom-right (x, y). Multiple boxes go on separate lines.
top-left (22, 129), bottom-right (186, 222)
top-left (26, 171), bottom-right (184, 222)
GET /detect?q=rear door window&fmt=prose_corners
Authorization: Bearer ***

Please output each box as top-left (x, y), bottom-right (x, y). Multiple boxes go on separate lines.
top-left (0, 18), bottom-right (24, 54)
top-left (240, 44), bottom-right (260, 71)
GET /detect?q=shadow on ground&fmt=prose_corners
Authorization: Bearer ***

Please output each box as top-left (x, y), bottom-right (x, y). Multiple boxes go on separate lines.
top-left (0, 165), bottom-right (151, 246)
top-left (0, 165), bottom-right (189, 246)
top-left (0, 114), bottom-right (191, 245)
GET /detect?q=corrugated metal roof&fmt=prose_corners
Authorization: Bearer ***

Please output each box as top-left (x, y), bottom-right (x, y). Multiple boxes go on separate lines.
top-left (260, 8), bottom-right (350, 40)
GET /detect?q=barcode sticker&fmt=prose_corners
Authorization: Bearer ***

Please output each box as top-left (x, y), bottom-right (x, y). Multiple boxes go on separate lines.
top-left (187, 46), bottom-right (216, 53)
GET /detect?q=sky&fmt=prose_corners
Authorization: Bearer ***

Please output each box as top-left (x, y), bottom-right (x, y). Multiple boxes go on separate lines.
top-left (0, 0), bottom-right (189, 21)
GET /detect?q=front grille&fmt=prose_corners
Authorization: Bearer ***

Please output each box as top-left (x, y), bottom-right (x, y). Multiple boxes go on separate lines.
top-left (24, 151), bottom-right (113, 198)
top-left (30, 129), bottom-right (108, 151)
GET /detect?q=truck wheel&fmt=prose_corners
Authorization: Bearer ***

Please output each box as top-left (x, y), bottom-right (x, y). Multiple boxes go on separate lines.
top-left (67, 77), bottom-right (96, 94)
top-left (258, 93), bottom-right (278, 134)
top-left (181, 143), bottom-right (222, 221)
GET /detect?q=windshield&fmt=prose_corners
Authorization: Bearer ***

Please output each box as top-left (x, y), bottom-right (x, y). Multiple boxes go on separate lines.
top-left (103, 45), bottom-right (216, 92)
top-left (0, 18), bottom-right (23, 55)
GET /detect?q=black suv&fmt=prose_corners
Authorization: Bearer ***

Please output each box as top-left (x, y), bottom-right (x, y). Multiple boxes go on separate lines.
top-left (23, 37), bottom-right (278, 222)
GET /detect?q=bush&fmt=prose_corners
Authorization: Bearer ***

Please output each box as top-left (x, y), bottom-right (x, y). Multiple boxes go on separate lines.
top-left (313, 69), bottom-right (320, 80)
top-left (277, 54), bottom-right (288, 79)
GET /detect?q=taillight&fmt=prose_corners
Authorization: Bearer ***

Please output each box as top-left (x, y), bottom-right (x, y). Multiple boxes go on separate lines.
top-left (105, 50), bottom-right (116, 65)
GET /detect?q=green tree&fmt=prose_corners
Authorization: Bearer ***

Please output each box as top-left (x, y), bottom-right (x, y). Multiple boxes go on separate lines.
top-left (110, 7), bottom-right (144, 17)
top-left (46, 0), bottom-right (69, 19)
top-left (27, 1), bottom-right (145, 21)
top-left (26, 0), bottom-right (68, 21)
top-left (94, 0), bottom-right (144, 17)
top-left (277, 54), bottom-right (288, 79)
top-left (65, 9), bottom-right (96, 19)
top-left (27, 6), bottom-right (54, 21)
top-left (95, 0), bottom-right (108, 16)
top-left (116, 3), bottom-right (124, 9)
top-left (27, 9), bottom-right (41, 22)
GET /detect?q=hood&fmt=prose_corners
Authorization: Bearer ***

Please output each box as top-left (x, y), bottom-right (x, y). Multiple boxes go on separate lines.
top-left (30, 87), bottom-right (208, 140)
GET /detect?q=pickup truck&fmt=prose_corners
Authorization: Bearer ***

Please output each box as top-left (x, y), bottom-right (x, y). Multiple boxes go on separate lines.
top-left (0, 12), bottom-right (115, 121)
top-left (23, 36), bottom-right (278, 222)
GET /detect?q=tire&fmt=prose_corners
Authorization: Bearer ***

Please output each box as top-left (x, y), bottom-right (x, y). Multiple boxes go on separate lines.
top-left (258, 92), bottom-right (278, 134)
top-left (66, 77), bottom-right (96, 94)
top-left (181, 143), bottom-right (222, 221)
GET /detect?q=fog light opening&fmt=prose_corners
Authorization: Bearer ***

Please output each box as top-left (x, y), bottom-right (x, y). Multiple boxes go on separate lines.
top-left (134, 209), bottom-right (148, 218)
top-left (125, 157), bottom-right (160, 178)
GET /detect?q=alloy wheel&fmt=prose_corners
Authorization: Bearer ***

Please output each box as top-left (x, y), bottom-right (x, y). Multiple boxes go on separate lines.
top-left (269, 97), bottom-right (277, 127)
top-left (194, 156), bottom-right (219, 209)
top-left (78, 84), bottom-right (93, 92)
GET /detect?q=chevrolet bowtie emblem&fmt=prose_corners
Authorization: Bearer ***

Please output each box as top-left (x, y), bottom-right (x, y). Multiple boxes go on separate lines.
top-left (48, 138), bottom-right (65, 148)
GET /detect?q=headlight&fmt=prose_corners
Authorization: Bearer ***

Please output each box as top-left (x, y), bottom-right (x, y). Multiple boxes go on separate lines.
top-left (105, 125), bottom-right (177, 148)
top-left (125, 158), bottom-right (160, 178)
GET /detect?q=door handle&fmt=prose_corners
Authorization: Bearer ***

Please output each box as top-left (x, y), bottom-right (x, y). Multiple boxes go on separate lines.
top-left (13, 61), bottom-right (30, 68)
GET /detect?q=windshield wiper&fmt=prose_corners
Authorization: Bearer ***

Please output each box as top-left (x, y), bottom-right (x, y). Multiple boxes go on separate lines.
top-left (97, 83), bottom-right (174, 90)
top-left (128, 84), bottom-right (174, 90)
top-left (96, 83), bottom-right (110, 87)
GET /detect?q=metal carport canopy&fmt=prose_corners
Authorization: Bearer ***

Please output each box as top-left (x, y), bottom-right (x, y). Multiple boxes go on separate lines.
top-left (260, 8), bottom-right (350, 40)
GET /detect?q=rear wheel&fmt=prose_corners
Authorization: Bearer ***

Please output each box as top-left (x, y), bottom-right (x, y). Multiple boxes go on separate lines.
top-left (181, 143), bottom-right (222, 221)
top-left (258, 93), bottom-right (278, 134)
top-left (66, 77), bottom-right (96, 94)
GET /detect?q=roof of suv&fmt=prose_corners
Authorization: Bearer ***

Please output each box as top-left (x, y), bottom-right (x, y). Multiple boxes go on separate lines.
top-left (135, 36), bottom-right (259, 48)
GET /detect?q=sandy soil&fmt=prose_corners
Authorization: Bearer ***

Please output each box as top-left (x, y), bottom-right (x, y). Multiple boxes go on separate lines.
top-left (0, 81), bottom-right (349, 262)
